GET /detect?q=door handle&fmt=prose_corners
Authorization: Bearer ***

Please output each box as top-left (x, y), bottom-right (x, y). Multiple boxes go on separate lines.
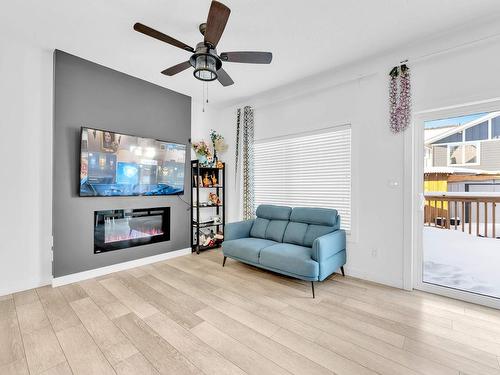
top-left (418, 193), bottom-right (426, 212)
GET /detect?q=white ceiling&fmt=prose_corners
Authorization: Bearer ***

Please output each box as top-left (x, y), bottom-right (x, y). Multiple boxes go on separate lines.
top-left (3, 0), bottom-right (500, 105)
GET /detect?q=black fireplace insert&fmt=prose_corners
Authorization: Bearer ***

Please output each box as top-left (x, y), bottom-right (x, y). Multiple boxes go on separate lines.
top-left (94, 207), bottom-right (170, 253)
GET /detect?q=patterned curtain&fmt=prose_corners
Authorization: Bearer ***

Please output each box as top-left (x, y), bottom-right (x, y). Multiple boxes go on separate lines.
top-left (235, 106), bottom-right (255, 219)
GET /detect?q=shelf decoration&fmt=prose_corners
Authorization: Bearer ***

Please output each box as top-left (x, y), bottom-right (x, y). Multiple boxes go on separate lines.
top-left (192, 140), bottom-right (213, 167)
top-left (203, 172), bottom-right (211, 187)
top-left (389, 63), bottom-right (411, 134)
top-left (210, 129), bottom-right (228, 164)
top-left (199, 229), bottom-right (224, 248)
top-left (208, 192), bottom-right (221, 205)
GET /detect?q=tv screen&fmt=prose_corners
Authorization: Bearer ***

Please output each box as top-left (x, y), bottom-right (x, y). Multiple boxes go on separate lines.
top-left (79, 127), bottom-right (186, 196)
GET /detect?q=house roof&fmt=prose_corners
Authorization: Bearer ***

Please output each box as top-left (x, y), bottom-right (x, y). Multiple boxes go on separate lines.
top-left (424, 166), bottom-right (500, 175)
top-left (425, 111), bottom-right (500, 145)
top-left (424, 126), bottom-right (458, 144)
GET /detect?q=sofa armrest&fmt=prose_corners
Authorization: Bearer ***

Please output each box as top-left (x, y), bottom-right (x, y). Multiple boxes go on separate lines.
top-left (312, 230), bottom-right (346, 262)
top-left (224, 220), bottom-right (255, 241)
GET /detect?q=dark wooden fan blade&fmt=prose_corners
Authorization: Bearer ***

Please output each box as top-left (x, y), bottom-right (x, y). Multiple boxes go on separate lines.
top-left (134, 23), bottom-right (194, 52)
top-left (220, 51), bottom-right (272, 64)
top-left (217, 67), bottom-right (234, 86)
top-left (204, 1), bottom-right (231, 47)
top-left (161, 61), bottom-right (192, 76)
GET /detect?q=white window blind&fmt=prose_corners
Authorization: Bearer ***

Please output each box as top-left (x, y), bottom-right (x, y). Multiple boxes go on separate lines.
top-left (254, 125), bottom-right (352, 231)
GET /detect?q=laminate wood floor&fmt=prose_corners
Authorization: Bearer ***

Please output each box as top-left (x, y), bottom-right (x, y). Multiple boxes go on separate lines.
top-left (2, 249), bottom-right (500, 375)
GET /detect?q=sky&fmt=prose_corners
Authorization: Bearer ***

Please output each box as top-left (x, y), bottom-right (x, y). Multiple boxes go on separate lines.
top-left (424, 112), bottom-right (488, 129)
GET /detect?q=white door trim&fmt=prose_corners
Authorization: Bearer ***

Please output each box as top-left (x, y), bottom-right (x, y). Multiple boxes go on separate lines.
top-left (404, 99), bottom-right (500, 309)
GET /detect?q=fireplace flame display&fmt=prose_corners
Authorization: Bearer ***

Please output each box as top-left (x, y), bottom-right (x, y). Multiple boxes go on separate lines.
top-left (105, 227), bottom-right (164, 243)
top-left (103, 216), bottom-right (164, 244)
top-left (94, 207), bottom-right (170, 253)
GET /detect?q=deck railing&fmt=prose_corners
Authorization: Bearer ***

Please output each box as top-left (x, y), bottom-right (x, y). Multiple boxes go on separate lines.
top-left (424, 192), bottom-right (500, 239)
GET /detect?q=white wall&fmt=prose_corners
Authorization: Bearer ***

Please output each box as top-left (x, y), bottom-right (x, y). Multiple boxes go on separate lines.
top-left (0, 36), bottom-right (53, 295)
top-left (3, 18), bottom-right (500, 294)
top-left (192, 101), bottom-right (243, 223)
top-left (192, 21), bottom-right (500, 288)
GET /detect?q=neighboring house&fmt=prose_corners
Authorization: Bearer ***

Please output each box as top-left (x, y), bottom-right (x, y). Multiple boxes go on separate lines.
top-left (424, 114), bottom-right (500, 219)
top-left (425, 112), bottom-right (500, 170)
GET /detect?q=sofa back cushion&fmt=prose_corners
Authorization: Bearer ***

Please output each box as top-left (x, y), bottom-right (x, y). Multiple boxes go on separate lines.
top-left (265, 220), bottom-right (289, 242)
top-left (282, 222), bottom-right (308, 245)
top-left (290, 207), bottom-right (339, 227)
top-left (250, 218), bottom-right (270, 239)
top-left (250, 205), bottom-right (292, 242)
top-left (283, 207), bottom-right (340, 247)
top-left (256, 205), bottom-right (292, 220)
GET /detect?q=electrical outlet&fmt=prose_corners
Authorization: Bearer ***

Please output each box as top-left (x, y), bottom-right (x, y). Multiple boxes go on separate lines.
top-left (371, 249), bottom-right (378, 257)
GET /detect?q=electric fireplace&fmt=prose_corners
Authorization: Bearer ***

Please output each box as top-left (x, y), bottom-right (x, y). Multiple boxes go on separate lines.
top-left (94, 207), bottom-right (170, 253)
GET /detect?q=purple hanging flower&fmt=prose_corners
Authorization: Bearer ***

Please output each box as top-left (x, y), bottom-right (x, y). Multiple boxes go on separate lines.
top-left (389, 65), bottom-right (412, 134)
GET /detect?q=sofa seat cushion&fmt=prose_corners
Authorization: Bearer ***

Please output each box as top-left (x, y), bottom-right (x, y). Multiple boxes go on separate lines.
top-left (259, 243), bottom-right (319, 279)
top-left (222, 238), bottom-right (277, 264)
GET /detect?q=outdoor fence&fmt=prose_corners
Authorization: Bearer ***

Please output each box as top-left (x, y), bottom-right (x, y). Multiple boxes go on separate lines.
top-left (424, 192), bottom-right (500, 239)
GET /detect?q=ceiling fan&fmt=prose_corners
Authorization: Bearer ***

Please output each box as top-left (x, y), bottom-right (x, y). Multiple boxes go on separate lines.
top-left (133, 0), bottom-right (272, 87)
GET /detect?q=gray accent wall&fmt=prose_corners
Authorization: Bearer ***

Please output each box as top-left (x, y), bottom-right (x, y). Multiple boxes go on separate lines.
top-left (53, 50), bottom-right (191, 277)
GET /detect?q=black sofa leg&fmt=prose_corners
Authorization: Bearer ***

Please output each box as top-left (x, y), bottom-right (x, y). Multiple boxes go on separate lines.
top-left (311, 281), bottom-right (315, 299)
top-left (340, 266), bottom-right (345, 277)
top-left (222, 256), bottom-right (227, 267)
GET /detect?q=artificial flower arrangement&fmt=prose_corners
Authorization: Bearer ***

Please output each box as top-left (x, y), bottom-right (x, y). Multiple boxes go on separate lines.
top-left (192, 130), bottom-right (228, 167)
top-left (192, 140), bottom-right (213, 166)
top-left (210, 129), bottom-right (228, 156)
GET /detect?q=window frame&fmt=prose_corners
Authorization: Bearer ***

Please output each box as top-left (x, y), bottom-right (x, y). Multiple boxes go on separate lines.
top-left (464, 121), bottom-right (489, 142)
top-left (492, 116), bottom-right (500, 139)
top-left (446, 141), bottom-right (481, 166)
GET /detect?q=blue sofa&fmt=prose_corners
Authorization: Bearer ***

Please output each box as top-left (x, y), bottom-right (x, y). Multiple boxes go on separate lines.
top-left (222, 205), bottom-right (346, 297)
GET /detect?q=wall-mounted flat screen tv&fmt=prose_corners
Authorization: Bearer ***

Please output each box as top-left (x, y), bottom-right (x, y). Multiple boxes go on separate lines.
top-left (79, 127), bottom-right (186, 197)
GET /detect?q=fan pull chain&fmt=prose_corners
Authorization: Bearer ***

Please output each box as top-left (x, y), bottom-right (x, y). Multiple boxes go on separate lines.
top-left (202, 82), bottom-right (206, 112)
top-left (206, 83), bottom-right (209, 104)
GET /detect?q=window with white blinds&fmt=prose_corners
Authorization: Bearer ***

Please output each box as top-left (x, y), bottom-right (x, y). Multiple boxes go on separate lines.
top-left (254, 125), bottom-right (352, 231)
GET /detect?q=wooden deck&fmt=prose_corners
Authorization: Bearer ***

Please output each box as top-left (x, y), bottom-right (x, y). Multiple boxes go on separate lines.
top-left (425, 192), bottom-right (499, 238)
top-left (2, 249), bottom-right (500, 374)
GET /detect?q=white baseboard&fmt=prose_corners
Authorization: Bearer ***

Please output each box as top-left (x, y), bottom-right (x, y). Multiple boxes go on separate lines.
top-left (0, 279), bottom-right (52, 298)
top-left (52, 248), bottom-right (191, 287)
top-left (345, 266), bottom-right (403, 289)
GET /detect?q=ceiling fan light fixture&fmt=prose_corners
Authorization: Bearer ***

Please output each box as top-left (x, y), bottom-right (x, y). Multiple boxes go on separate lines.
top-left (134, 1), bottom-right (272, 87)
top-left (193, 54), bottom-right (218, 82)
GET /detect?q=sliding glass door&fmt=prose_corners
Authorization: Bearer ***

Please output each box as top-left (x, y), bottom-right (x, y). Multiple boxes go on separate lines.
top-left (413, 106), bottom-right (500, 307)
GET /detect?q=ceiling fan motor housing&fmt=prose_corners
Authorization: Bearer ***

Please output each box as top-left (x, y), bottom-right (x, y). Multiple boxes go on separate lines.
top-left (199, 23), bottom-right (207, 36)
top-left (190, 42), bottom-right (223, 81)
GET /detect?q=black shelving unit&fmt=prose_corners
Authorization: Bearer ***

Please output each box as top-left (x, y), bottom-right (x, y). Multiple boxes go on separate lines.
top-left (191, 160), bottom-right (226, 254)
